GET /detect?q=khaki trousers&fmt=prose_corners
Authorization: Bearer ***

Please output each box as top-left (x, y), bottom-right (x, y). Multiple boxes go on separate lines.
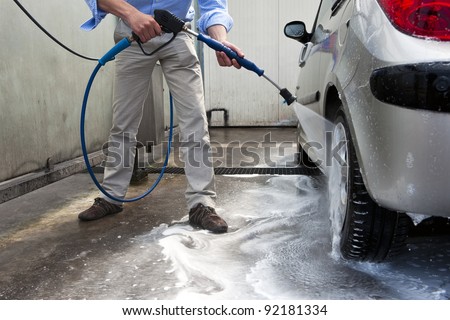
top-left (100, 21), bottom-right (216, 209)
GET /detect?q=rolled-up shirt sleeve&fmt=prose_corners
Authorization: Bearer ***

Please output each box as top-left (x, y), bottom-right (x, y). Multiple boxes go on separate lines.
top-left (80, 0), bottom-right (108, 31)
top-left (197, 0), bottom-right (234, 34)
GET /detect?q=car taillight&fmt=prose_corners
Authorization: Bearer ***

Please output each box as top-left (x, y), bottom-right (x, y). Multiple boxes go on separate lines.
top-left (377, 0), bottom-right (450, 41)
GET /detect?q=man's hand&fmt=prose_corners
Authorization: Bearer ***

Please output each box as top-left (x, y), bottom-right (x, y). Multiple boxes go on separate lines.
top-left (126, 10), bottom-right (162, 43)
top-left (207, 25), bottom-right (244, 69)
top-left (98, 0), bottom-right (161, 43)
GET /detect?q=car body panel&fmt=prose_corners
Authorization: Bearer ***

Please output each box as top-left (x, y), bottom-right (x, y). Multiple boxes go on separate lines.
top-left (294, 0), bottom-right (450, 216)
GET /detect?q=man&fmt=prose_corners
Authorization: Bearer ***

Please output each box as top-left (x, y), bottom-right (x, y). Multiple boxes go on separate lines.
top-left (78, 0), bottom-right (243, 233)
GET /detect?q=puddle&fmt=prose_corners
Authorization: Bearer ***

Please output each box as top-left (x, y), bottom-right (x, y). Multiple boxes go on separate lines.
top-left (30, 174), bottom-right (449, 300)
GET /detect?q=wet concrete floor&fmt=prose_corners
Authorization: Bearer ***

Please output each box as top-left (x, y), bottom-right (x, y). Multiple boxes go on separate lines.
top-left (1, 127), bottom-right (449, 300)
top-left (0, 127), bottom-right (299, 299)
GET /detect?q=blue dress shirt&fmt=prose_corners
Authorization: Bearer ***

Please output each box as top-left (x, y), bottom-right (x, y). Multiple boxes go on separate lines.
top-left (81, 0), bottom-right (233, 34)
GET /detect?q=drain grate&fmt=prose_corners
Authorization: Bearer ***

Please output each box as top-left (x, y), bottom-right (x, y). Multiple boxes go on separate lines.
top-left (145, 166), bottom-right (322, 176)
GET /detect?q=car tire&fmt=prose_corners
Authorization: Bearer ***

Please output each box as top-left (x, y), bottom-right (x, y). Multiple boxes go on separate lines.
top-left (329, 107), bottom-right (410, 262)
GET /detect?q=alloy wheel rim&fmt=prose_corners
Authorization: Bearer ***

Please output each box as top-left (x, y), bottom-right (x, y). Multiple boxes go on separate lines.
top-left (329, 122), bottom-right (349, 252)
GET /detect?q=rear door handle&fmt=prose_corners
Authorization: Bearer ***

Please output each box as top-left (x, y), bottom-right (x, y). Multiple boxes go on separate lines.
top-left (299, 42), bottom-right (313, 67)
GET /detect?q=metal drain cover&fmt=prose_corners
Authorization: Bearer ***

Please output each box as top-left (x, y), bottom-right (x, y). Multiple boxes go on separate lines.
top-left (145, 166), bottom-right (322, 176)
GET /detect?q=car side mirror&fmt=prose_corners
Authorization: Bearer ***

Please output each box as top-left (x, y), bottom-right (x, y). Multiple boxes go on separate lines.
top-left (284, 21), bottom-right (311, 43)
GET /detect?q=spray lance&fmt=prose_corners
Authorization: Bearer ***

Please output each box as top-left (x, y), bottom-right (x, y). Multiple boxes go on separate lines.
top-left (153, 10), bottom-right (297, 105)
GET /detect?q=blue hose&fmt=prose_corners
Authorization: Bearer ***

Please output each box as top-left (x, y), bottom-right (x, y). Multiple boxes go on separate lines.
top-left (80, 39), bottom-right (174, 203)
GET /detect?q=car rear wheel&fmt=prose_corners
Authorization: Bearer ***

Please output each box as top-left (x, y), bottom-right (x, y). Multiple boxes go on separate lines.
top-left (329, 108), bottom-right (410, 262)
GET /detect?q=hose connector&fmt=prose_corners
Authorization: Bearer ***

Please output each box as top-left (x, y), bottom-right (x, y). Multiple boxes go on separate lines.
top-left (98, 37), bottom-right (132, 66)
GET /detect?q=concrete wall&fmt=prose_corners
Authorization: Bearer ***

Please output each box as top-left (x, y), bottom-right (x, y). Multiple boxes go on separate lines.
top-left (0, 0), bottom-right (117, 182)
top-left (204, 0), bottom-right (320, 126)
top-left (0, 0), bottom-right (320, 182)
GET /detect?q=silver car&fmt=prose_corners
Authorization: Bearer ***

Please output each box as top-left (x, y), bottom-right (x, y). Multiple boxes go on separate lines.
top-left (285, 0), bottom-right (450, 261)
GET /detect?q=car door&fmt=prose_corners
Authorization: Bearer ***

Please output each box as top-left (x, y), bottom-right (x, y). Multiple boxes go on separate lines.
top-left (295, 1), bottom-right (326, 116)
top-left (296, 0), bottom-right (344, 115)
top-left (295, 0), bottom-right (349, 162)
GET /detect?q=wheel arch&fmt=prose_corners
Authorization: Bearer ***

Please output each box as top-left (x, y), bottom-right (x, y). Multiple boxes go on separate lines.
top-left (323, 84), bottom-right (341, 122)
top-left (323, 83), bottom-right (370, 200)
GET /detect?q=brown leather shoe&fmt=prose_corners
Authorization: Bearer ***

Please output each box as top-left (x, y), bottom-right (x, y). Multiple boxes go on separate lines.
top-left (78, 197), bottom-right (123, 221)
top-left (189, 203), bottom-right (228, 233)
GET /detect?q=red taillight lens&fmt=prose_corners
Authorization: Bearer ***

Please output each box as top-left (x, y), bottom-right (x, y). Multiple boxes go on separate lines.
top-left (377, 0), bottom-right (450, 41)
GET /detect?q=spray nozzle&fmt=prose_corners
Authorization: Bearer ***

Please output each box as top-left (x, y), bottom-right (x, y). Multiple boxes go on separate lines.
top-left (280, 88), bottom-right (297, 105)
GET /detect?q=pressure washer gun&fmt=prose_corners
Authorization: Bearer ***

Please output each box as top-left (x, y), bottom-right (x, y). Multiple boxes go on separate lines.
top-left (153, 10), bottom-right (297, 106)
